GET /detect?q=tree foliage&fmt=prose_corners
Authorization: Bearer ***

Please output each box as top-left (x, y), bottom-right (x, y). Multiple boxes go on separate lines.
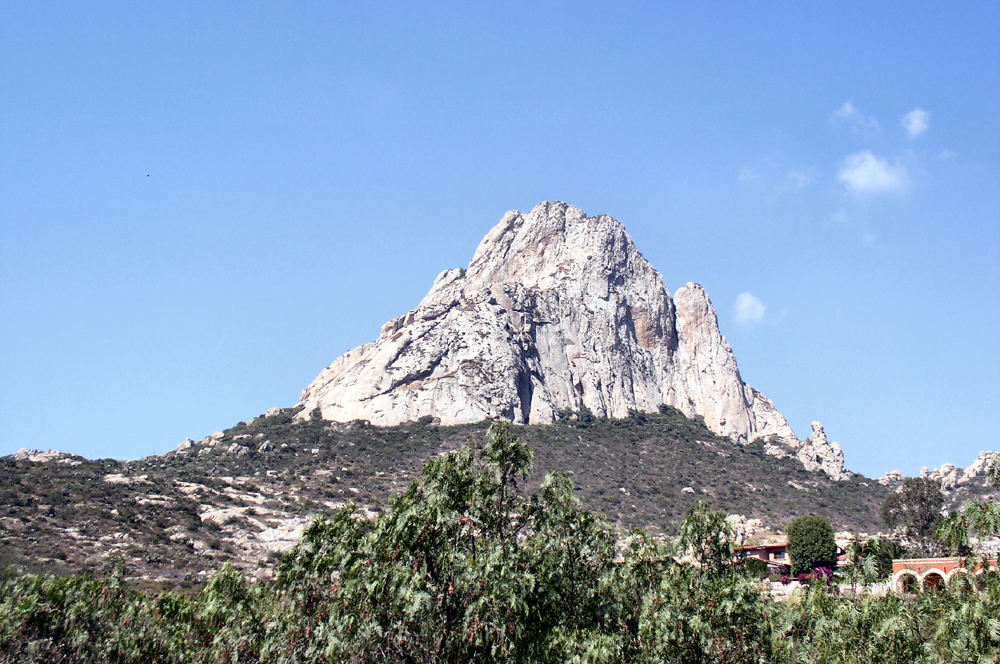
top-left (786, 514), bottom-right (837, 575)
top-left (881, 477), bottom-right (945, 553)
top-left (841, 535), bottom-right (906, 588)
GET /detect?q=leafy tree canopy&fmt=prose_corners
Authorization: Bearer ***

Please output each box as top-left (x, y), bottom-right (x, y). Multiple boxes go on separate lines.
top-left (881, 477), bottom-right (944, 553)
top-left (786, 514), bottom-right (837, 575)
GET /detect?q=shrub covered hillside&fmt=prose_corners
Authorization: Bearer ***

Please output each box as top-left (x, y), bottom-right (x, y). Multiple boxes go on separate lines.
top-left (1, 406), bottom-right (892, 583)
top-left (3, 423), bottom-right (1000, 663)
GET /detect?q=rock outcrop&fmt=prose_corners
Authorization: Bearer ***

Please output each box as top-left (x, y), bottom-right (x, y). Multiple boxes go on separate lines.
top-left (794, 422), bottom-right (848, 481)
top-left (299, 201), bottom-right (842, 476)
top-left (12, 448), bottom-right (74, 464)
top-left (879, 469), bottom-right (904, 486)
top-left (920, 451), bottom-right (999, 492)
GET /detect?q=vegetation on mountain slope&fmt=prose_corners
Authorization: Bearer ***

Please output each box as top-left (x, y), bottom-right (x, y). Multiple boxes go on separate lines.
top-left (0, 407), bottom-right (900, 583)
top-left (2, 423), bottom-right (999, 663)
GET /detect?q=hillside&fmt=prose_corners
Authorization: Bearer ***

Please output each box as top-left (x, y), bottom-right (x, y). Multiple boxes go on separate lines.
top-left (1, 406), bottom-right (891, 585)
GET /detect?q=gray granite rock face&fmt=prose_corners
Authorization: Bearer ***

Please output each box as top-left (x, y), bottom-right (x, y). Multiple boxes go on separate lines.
top-left (298, 201), bottom-right (844, 477)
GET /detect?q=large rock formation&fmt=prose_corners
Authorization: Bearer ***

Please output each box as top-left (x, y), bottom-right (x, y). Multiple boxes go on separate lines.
top-left (919, 451), bottom-right (999, 492)
top-left (299, 202), bottom-right (843, 477)
top-left (796, 422), bottom-right (848, 481)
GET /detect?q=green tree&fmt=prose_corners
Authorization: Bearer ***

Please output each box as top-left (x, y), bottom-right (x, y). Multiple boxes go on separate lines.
top-left (638, 501), bottom-right (773, 663)
top-left (674, 500), bottom-right (736, 574)
top-left (772, 584), bottom-right (927, 664)
top-left (841, 535), bottom-right (906, 590)
top-left (276, 420), bottom-right (634, 663)
top-left (786, 514), bottom-right (837, 575)
top-left (881, 476), bottom-right (945, 554)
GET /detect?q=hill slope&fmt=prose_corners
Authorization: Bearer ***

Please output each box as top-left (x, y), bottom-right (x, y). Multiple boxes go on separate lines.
top-left (2, 407), bottom-right (891, 585)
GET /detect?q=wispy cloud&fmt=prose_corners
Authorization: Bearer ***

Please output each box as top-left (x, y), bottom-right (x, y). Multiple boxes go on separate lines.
top-left (832, 102), bottom-right (880, 133)
top-left (902, 108), bottom-right (930, 138)
top-left (737, 156), bottom-right (812, 193)
top-left (734, 292), bottom-right (766, 327)
top-left (785, 169), bottom-right (811, 191)
top-left (838, 151), bottom-right (908, 195)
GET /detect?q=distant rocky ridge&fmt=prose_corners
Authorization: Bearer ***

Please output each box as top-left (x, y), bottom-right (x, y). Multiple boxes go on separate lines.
top-left (922, 451), bottom-right (1000, 491)
top-left (879, 451), bottom-right (1000, 492)
top-left (299, 202), bottom-right (847, 477)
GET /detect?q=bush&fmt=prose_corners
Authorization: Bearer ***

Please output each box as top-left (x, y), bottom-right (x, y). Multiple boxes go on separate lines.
top-left (742, 556), bottom-right (769, 578)
top-left (787, 514), bottom-right (837, 575)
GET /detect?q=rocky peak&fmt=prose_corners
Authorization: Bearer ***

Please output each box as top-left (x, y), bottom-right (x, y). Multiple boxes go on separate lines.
top-left (795, 422), bottom-right (848, 481)
top-left (464, 202), bottom-right (656, 296)
top-left (298, 201), bottom-right (841, 477)
top-left (965, 451), bottom-right (999, 479)
top-left (418, 202), bottom-right (672, 347)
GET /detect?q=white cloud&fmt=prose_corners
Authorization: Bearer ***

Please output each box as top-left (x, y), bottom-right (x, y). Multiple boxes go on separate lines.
top-left (832, 101), bottom-right (858, 121)
top-left (938, 149), bottom-right (956, 160)
top-left (832, 102), bottom-right (880, 133)
top-left (838, 151), bottom-right (908, 195)
top-left (734, 292), bottom-right (766, 326)
top-left (902, 108), bottom-right (930, 138)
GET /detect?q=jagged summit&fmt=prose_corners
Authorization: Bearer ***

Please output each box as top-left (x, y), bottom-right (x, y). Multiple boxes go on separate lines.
top-left (426, 201), bottom-right (659, 301)
top-left (298, 202), bottom-right (845, 477)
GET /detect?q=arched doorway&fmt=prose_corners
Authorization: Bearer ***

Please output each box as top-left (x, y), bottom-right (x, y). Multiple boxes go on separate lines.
top-left (895, 572), bottom-right (918, 594)
top-left (922, 571), bottom-right (945, 591)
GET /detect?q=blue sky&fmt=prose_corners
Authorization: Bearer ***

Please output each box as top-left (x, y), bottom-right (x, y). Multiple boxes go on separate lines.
top-left (2, 3), bottom-right (997, 477)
